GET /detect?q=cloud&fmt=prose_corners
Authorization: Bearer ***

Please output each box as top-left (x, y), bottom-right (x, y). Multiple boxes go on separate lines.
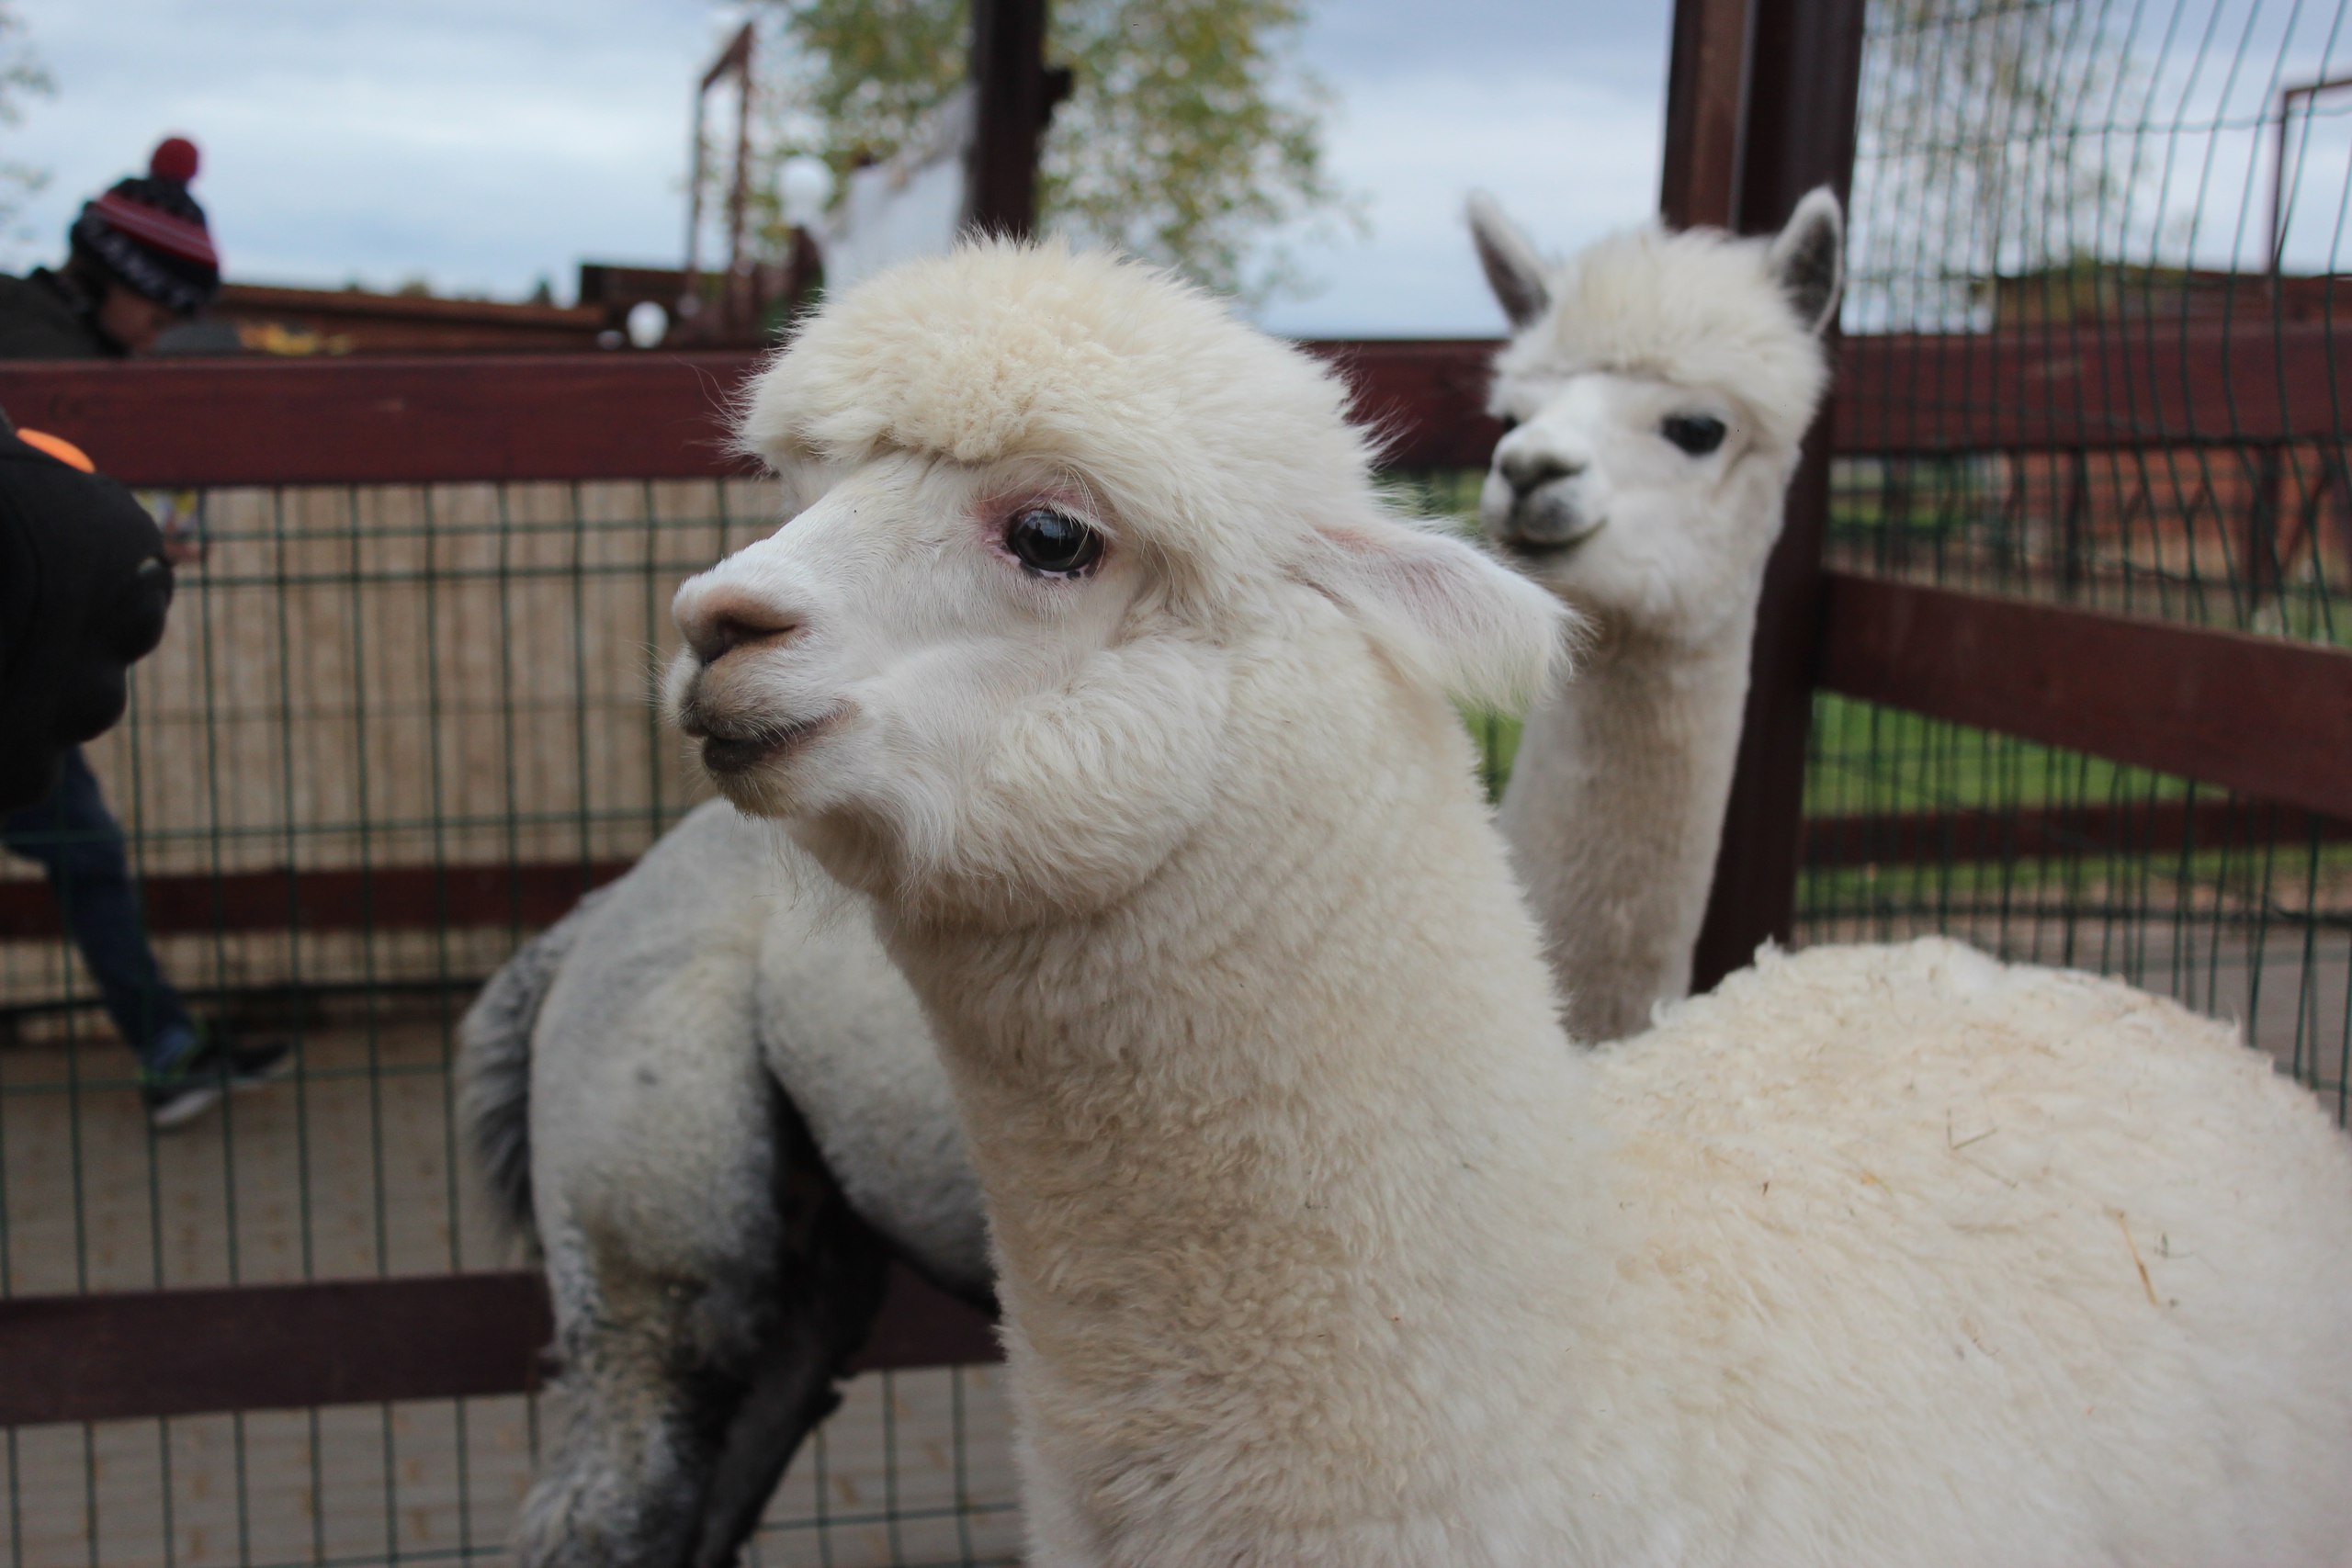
top-left (11, 0), bottom-right (735, 293)
top-left (1302, 0), bottom-right (1664, 82)
top-left (1258, 62), bottom-right (1667, 335)
top-left (7, 0), bottom-right (1668, 330)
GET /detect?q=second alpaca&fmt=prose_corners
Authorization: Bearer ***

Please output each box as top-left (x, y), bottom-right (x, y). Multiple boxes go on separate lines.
top-left (1477, 187), bottom-right (1839, 1040)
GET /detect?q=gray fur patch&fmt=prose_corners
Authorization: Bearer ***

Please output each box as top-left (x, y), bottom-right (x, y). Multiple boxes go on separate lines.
top-left (458, 884), bottom-right (616, 1240)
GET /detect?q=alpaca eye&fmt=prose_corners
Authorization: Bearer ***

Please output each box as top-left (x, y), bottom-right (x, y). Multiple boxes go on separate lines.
top-left (1005, 506), bottom-right (1103, 577)
top-left (1497, 414), bottom-right (1521, 434)
top-left (1661, 414), bottom-right (1726, 456)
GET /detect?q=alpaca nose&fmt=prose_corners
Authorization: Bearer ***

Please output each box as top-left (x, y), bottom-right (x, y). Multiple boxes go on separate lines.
top-left (1501, 450), bottom-right (1581, 500)
top-left (677, 585), bottom-right (803, 665)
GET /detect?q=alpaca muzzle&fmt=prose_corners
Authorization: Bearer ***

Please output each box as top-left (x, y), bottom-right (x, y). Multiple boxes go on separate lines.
top-left (1496, 496), bottom-right (1604, 558)
top-left (673, 674), bottom-right (846, 779)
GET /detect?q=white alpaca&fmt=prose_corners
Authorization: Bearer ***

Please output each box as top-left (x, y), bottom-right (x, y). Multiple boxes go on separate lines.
top-left (670, 238), bottom-right (2352, 1567)
top-left (1474, 188), bottom-right (1841, 1040)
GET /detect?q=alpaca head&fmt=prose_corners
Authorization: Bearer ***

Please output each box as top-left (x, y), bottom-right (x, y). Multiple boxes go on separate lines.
top-left (668, 241), bottom-right (1566, 925)
top-left (1467, 189), bottom-right (1841, 649)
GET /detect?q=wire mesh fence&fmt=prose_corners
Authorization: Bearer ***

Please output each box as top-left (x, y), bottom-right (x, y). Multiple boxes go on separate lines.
top-left (1837, 0), bottom-right (2352, 643)
top-left (0, 1368), bottom-right (1020, 1568)
top-left (1805, 0), bottom-right (2352, 1107)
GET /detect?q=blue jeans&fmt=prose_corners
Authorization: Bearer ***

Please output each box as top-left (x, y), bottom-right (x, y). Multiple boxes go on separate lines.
top-left (2, 749), bottom-right (196, 1071)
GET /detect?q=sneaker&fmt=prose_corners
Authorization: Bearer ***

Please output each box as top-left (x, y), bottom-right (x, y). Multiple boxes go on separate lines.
top-left (142, 1025), bottom-right (294, 1131)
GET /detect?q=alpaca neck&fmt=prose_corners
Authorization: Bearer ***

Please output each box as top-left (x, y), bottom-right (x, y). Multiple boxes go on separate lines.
top-left (1497, 598), bottom-right (1758, 1042)
top-left (875, 631), bottom-right (1599, 1539)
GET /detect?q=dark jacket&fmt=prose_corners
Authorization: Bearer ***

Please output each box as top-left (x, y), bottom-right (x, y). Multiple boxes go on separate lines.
top-left (0, 416), bottom-right (173, 809)
top-left (0, 269), bottom-right (120, 360)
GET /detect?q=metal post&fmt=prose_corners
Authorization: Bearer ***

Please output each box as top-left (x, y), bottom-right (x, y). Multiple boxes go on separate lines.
top-left (966, 0), bottom-right (1069, 238)
top-left (2245, 445), bottom-right (2286, 611)
top-left (727, 29), bottom-right (757, 327)
top-left (1683, 0), bottom-right (1870, 993)
top-left (2060, 449), bottom-right (2090, 597)
top-left (683, 88), bottom-right (709, 311)
top-left (2270, 77), bottom-right (2352, 274)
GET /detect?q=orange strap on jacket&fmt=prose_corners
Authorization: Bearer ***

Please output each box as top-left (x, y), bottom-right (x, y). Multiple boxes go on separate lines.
top-left (18, 429), bottom-right (96, 473)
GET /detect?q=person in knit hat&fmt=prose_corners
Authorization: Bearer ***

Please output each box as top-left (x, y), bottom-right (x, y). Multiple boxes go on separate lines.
top-left (0, 137), bottom-right (287, 1128)
top-left (0, 136), bottom-right (221, 359)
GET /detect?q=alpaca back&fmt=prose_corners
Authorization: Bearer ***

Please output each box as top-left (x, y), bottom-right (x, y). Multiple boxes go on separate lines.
top-left (1572, 937), bottom-right (2352, 1566)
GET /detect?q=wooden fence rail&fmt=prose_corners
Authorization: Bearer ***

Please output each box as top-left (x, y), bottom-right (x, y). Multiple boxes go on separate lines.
top-left (14, 332), bottom-right (2350, 485)
top-left (0, 1266), bottom-right (994, 1427)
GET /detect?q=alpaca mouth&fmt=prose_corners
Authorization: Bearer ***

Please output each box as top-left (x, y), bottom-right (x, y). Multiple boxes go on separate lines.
top-left (691, 705), bottom-right (846, 775)
top-left (1503, 517), bottom-right (1605, 559)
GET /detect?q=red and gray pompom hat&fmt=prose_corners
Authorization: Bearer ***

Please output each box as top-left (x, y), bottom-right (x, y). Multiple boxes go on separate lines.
top-left (70, 137), bottom-right (220, 314)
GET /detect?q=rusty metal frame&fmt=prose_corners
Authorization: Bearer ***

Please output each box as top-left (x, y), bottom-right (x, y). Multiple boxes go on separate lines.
top-left (0, 342), bottom-right (1505, 488)
top-left (35, 322), bottom-right (2350, 490)
top-left (2270, 74), bottom-right (2352, 272)
top-left (0, 860), bottom-right (634, 941)
top-left (683, 22), bottom-right (759, 333)
top-left (1803, 798), bottom-right (2352, 872)
top-left (1659, 0), bottom-right (1754, 231)
top-left (1818, 574), bottom-right (2352, 822)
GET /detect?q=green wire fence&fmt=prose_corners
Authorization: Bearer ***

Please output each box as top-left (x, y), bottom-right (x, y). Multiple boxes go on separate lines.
top-left (1801, 0), bottom-right (2352, 1112)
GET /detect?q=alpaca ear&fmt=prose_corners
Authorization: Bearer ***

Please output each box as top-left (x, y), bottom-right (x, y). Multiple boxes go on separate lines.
top-left (1768, 186), bottom-right (1844, 336)
top-left (1296, 516), bottom-right (1578, 711)
top-left (1466, 191), bottom-right (1551, 331)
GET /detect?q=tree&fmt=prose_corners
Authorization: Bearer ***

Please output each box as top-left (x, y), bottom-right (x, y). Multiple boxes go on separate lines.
top-left (0, 1), bottom-right (53, 249)
top-left (741, 0), bottom-right (1352, 302)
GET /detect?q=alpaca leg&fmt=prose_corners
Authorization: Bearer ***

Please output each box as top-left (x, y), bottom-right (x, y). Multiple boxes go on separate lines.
top-left (684, 1109), bottom-right (892, 1568)
top-left (518, 978), bottom-right (790, 1568)
top-left (517, 1190), bottom-right (777, 1568)
top-left (518, 1077), bottom-right (892, 1568)
top-left (494, 797), bottom-right (897, 1565)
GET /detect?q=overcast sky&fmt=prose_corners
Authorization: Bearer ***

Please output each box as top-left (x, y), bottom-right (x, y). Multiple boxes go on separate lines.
top-left (7, 0), bottom-right (1669, 336)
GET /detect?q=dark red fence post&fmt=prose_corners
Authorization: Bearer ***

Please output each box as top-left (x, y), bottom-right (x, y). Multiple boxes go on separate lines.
top-left (1660, 0), bottom-right (1754, 231)
top-left (1680, 0), bottom-right (1869, 993)
top-left (966, 0), bottom-right (1067, 238)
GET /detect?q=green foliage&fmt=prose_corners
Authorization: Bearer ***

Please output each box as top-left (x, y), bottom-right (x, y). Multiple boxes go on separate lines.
top-left (743, 0), bottom-right (1353, 301)
top-left (773, 0), bottom-right (966, 167)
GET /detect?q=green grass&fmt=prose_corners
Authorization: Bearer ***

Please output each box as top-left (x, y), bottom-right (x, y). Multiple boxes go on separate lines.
top-left (1457, 690), bottom-right (2346, 919)
top-left (1804, 694), bottom-right (2194, 818)
top-left (1461, 706), bottom-right (1522, 805)
top-left (1463, 694), bottom-right (2195, 820)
